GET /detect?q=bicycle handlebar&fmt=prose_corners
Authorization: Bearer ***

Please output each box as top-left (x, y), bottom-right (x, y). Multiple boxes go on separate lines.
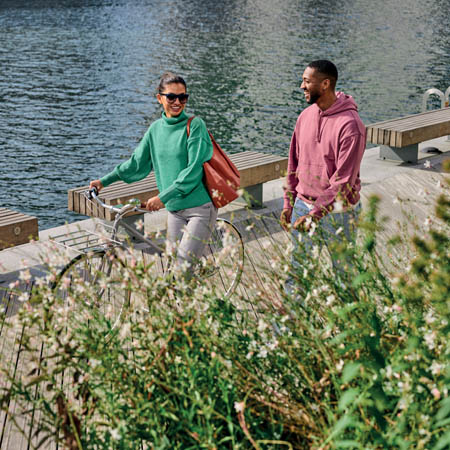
top-left (86, 188), bottom-right (148, 216)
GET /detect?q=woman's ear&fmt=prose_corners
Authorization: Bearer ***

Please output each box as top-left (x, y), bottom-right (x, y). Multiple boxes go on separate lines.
top-left (156, 94), bottom-right (162, 105)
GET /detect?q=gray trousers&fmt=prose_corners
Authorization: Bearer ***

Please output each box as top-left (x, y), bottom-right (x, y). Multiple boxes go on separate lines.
top-left (167, 202), bottom-right (218, 268)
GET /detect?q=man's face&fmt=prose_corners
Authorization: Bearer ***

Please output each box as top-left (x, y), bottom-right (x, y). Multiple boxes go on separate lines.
top-left (300, 67), bottom-right (325, 104)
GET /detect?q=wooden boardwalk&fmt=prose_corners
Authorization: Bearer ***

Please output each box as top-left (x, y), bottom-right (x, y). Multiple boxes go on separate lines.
top-left (0, 154), bottom-right (448, 448)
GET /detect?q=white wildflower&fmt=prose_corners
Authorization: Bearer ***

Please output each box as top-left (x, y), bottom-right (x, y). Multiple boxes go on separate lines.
top-left (19, 269), bottom-right (32, 282)
top-left (258, 348), bottom-right (268, 358)
top-left (110, 428), bottom-right (121, 441)
top-left (424, 310), bottom-right (436, 325)
top-left (431, 388), bottom-right (440, 400)
top-left (424, 331), bottom-right (436, 350)
top-left (90, 359), bottom-right (101, 368)
top-left (333, 199), bottom-right (344, 212)
top-left (430, 361), bottom-right (444, 375)
top-left (326, 294), bottom-right (336, 306)
top-left (234, 401), bottom-right (244, 413)
top-left (308, 220), bottom-right (317, 237)
top-left (336, 359), bottom-right (344, 372)
top-left (424, 216), bottom-right (432, 229)
top-left (335, 226), bottom-right (343, 235)
top-left (257, 319), bottom-right (268, 333)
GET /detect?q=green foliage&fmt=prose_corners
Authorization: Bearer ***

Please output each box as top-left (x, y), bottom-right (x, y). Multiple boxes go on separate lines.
top-left (1, 168), bottom-right (449, 449)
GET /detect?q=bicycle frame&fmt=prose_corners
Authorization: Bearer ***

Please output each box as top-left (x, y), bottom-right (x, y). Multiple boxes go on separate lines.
top-left (86, 189), bottom-right (163, 255)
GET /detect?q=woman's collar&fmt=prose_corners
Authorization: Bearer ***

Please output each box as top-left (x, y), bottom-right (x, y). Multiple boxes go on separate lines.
top-left (162, 110), bottom-right (188, 124)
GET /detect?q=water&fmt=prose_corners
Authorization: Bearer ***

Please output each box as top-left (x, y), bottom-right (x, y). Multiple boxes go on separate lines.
top-left (1, 0), bottom-right (449, 229)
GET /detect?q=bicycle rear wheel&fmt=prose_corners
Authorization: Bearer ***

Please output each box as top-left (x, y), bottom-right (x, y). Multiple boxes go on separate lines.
top-left (53, 250), bottom-right (130, 339)
top-left (202, 219), bottom-right (244, 299)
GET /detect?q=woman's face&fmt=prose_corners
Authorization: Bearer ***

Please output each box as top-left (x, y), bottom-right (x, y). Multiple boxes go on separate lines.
top-left (157, 82), bottom-right (188, 118)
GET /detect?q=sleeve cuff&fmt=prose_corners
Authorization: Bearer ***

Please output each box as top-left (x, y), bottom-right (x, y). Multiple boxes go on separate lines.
top-left (158, 184), bottom-right (178, 204)
top-left (100, 170), bottom-right (120, 188)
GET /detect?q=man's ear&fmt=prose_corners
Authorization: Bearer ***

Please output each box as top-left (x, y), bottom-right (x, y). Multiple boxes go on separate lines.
top-left (322, 78), bottom-right (331, 91)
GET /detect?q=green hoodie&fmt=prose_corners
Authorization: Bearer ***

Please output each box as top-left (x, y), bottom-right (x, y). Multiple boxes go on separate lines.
top-left (100, 110), bottom-right (213, 212)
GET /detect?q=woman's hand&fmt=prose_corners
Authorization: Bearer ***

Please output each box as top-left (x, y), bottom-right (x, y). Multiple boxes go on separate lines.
top-left (89, 179), bottom-right (103, 193)
top-left (145, 196), bottom-right (164, 212)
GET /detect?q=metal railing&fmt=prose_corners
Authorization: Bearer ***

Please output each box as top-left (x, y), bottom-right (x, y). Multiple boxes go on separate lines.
top-left (422, 86), bottom-right (450, 112)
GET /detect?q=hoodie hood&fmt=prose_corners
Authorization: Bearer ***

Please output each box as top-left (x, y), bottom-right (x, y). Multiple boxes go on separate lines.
top-left (315, 92), bottom-right (358, 142)
top-left (322, 91), bottom-right (358, 116)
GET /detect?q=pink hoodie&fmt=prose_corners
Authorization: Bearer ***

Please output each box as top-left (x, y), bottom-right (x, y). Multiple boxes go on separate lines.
top-left (283, 92), bottom-right (366, 219)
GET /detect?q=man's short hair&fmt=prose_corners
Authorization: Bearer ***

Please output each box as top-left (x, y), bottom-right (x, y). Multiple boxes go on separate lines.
top-left (307, 60), bottom-right (338, 88)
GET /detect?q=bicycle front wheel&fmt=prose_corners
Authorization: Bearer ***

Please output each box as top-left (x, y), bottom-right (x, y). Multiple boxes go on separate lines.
top-left (202, 219), bottom-right (244, 299)
top-left (53, 250), bottom-right (130, 339)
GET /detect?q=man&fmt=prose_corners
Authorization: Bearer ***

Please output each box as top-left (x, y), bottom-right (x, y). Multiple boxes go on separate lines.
top-left (281, 60), bottom-right (366, 270)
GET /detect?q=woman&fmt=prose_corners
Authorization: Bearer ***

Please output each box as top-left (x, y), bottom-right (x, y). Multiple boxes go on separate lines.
top-left (90, 72), bottom-right (217, 270)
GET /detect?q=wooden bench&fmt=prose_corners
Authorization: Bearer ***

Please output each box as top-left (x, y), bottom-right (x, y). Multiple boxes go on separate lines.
top-left (0, 208), bottom-right (39, 250)
top-left (366, 107), bottom-right (450, 163)
top-left (68, 151), bottom-right (288, 221)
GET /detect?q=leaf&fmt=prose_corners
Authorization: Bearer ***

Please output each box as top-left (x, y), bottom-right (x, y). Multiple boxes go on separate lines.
top-left (330, 414), bottom-right (357, 438)
top-left (334, 440), bottom-right (363, 449)
top-left (342, 363), bottom-right (361, 383)
top-left (351, 273), bottom-right (371, 288)
top-left (435, 396), bottom-right (450, 422)
top-left (338, 389), bottom-right (359, 412)
top-left (433, 430), bottom-right (450, 450)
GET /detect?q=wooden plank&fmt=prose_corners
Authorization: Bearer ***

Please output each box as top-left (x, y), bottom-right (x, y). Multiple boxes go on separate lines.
top-left (0, 211), bottom-right (38, 250)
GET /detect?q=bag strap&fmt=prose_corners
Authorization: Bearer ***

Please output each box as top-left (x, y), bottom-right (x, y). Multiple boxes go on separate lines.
top-left (186, 116), bottom-right (195, 137)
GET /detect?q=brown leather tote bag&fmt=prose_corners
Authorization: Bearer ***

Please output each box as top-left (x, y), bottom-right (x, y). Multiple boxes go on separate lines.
top-left (187, 116), bottom-right (240, 208)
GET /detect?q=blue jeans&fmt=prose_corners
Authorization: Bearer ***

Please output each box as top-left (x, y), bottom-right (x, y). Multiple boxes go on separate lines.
top-left (286, 198), bottom-right (361, 296)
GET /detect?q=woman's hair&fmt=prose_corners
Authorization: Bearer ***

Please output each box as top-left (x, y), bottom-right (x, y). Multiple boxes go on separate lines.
top-left (157, 72), bottom-right (187, 93)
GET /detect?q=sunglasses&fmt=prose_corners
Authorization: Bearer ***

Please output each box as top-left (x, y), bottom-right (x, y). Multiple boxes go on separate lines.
top-left (160, 93), bottom-right (189, 103)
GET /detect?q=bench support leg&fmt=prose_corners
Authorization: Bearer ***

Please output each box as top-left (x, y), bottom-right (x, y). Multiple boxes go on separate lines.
top-left (379, 144), bottom-right (418, 164)
top-left (236, 184), bottom-right (263, 209)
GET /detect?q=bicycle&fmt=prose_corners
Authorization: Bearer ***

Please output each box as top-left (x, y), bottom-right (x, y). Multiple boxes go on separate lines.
top-left (52, 188), bottom-right (245, 336)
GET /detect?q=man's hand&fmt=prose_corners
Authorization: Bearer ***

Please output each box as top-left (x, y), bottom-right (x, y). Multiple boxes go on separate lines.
top-left (145, 196), bottom-right (164, 212)
top-left (293, 214), bottom-right (315, 232)
top-left (280, 208), bottom-right (292, 232)
top-left (89, 180), bottom-right (103, 193)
